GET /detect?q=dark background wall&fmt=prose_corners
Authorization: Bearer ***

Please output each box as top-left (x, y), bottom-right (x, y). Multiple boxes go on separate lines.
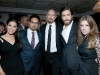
top-left (91, 13), bottom-right (100, 31)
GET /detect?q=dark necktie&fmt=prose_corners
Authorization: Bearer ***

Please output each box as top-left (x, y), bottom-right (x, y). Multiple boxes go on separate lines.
top-left (31, 32), bottom-right (35, 50)
top-left (47, 25), bottom-right (51, 53)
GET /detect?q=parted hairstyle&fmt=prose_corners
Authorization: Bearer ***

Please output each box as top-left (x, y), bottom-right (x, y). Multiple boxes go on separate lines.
top-left (77, 15), bottom-right (99, 49)
top-left (29, 14), bottom-right (40, 22)
top-left (6, 18), bottom-right (22, 49)
top-left (60, 6), bottom-right (73, 16)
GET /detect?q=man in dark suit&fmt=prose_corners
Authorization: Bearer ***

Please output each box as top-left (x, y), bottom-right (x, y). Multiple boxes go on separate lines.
top-left (40, 9), bottom-right (63, 75)
top-left (19, 14), bottom-right (42, 75)
top-left (18, 15), bottom-right (29, 31)
top-left (60, 7), bottom-right (81, 75)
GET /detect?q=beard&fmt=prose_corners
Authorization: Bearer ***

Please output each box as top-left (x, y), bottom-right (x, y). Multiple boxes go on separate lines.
top-left (64, 19), bottom-right (72, 26)
top-left (47, 18), bottom-right (54, 24)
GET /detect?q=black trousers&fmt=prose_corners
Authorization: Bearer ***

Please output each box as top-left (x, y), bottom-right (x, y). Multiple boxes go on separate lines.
top-left (42, 52), bottom-right (61, 75)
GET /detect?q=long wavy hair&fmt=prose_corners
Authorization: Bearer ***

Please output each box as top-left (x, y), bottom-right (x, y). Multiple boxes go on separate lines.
top-left (77, 15), bottom-right (99, 49)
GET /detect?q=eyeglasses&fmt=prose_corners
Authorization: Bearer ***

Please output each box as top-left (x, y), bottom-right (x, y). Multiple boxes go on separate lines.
top-left (30, 21), bottom-right (39, 25)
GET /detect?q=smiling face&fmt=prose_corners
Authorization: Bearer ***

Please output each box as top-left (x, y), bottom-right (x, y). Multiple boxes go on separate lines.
top-left (61, 10), bottom-right (73, 26)
top-left (80, 20), bottom-right (90, 36)
top-left (6, 21), bottom-right (17, 35)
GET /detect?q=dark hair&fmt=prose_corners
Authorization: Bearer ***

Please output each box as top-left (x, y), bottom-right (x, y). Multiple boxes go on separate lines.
top-left (29, 14), bottom-right (40, 22)
top-left (41, 19), bottom-right (46, 22)
top-left (6, 18), bottom-right (18, 25)
top-left (6, 18), bottom-right (22, 49)
top-left (0, 22), bottom-right (5, 27)
top-left (60, 6), bottom-right (73, 16)
top-left (19, 15), bottom-right (28, 22)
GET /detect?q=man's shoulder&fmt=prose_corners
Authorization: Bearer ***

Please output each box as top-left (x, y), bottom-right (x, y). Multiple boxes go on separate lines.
top-left (19, 30), bottom-right (26, 36)
top-left (40, 24), bottom-right (46, 28)
top-left (18, 24), bottom-right (23, 31)
top-left (40, 24), bottom-right (46, 32)
top-left (18, 24), bottom-right (22, 28)
top-left (73, 21), bottom-right (78, 25)
top-left (55, 22), bottom-right (63, 26)
top-left (19, 29), bottom-right (26, 33)
top-left (55, 22), bottom-right (63, 30)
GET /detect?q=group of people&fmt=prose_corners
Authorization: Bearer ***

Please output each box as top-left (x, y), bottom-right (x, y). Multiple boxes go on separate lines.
top-left (0, 6), bottom-right (100, 75)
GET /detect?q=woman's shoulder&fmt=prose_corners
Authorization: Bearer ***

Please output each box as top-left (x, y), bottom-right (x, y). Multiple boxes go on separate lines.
top-left (0, 35), bottom-right (6, 40)
top-left (0, 34), bottom-right (8, 43)
top-left (0, 35), bottom-right (4, 44)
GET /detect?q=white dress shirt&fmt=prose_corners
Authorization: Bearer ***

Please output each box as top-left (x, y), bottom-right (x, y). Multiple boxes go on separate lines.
top-left (45, 22), bottom-right (57, 52)
top-left (61, 20), bottom-right (73, 44)
top-left (27, 28), bottom-right (39, 49)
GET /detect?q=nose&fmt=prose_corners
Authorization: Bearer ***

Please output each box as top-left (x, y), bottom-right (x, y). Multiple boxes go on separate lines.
top-left (49, 15), bottom-right (52, 19)
top-left (82, 26), bottom-right (86, 30)
top-left (64, 15), bottom-right (68, 19)
top-left (10, 26), bottom-right (14, 30)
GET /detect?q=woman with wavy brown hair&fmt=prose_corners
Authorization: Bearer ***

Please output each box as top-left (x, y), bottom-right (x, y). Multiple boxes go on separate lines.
top-left (77, 15), bottom-right (99, 75)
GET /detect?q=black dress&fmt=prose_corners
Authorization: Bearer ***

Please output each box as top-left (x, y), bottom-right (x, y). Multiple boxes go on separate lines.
top-left (0, 37), bottom-right (24, 75)
top-left (78, 37), bottom-right (98, 75)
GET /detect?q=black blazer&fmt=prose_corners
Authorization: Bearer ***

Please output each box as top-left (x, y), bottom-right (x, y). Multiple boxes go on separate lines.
top-left (40, 22), bottom-right (63, 60)
top-left (18, 24), bottom-right (24, 31)
top-left (19, 29), bottom-right (42, 74)
top-left (61, 21), bottom-right (81, 70)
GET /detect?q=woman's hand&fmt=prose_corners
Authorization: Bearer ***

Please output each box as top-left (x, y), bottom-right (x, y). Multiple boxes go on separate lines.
top-left (95, 58), bottom-right (99, 63)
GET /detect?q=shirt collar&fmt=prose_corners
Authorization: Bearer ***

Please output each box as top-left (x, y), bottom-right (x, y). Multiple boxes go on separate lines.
top-left (47, 22), bottom-right (55, 27)
top-left (27, 28), bottom-right (36, 34)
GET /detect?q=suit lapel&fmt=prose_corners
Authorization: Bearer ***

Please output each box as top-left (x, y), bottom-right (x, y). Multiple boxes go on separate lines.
top-left (68, 21), bottom-right (77, 43)
top-left (22, 30), bottom-right (33, 50)
top-left (61, 34), bottom-right (66, 46)
top-left (42, 25), bottom-right (46, 49)
top-left (56, 23), bottom-right (59, 43)
top-left (37, 31), bottom-right (41, 43)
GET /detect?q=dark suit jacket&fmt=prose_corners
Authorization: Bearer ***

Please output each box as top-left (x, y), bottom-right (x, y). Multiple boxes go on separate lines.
top-left (61, 21), bottom-right (81, 70)
top-left (19, 29), bottom-right (42, 75)
top-left (18, 24), bottom-right (24, 31)
top-left (40, 22), bottom-right (63, 60)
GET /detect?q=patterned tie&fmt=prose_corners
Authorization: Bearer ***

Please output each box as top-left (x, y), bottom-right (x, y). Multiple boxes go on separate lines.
top-left (31, 32), bottom-right (35, 50)
top-left (47, 25), bottom-right (51, 53)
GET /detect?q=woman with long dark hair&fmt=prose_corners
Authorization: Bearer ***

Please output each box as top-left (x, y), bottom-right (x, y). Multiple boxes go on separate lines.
top-left (0, 18), bottom-right (24, 75)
